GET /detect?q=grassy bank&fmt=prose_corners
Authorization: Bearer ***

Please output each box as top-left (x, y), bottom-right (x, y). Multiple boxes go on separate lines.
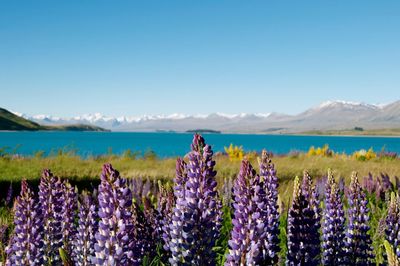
top-left (1, 153), bottom-right (399, 182)
top-left (1, 153), bottom-right (399, 204)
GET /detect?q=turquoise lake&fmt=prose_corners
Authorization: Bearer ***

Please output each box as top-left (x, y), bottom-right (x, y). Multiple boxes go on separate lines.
top-left (0, 132), bottom-right (399, 157)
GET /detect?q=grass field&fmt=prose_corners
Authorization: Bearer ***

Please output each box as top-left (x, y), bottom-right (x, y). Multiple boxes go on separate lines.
top-left (1, 152), bottom-right (399, 203)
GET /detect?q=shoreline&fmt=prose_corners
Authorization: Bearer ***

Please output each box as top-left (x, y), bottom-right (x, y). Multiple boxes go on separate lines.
top-left (1, 130), bottom-right (400, 137)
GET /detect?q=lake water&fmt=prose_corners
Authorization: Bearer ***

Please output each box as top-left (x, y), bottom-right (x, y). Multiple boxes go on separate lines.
top-left (0, 132), bottom-right (399, 158)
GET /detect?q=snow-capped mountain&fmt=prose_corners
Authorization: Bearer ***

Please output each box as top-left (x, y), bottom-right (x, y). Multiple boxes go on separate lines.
top-left (13, 100), bottom-right (400, 133)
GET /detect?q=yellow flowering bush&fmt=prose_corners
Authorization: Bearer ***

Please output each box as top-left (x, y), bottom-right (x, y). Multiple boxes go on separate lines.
top-left (353, 148), bottom-right (377, 161)
top-left (224, 144), bottom-right (244, 161)
top-left (307, 144), bottom-right (333, 157)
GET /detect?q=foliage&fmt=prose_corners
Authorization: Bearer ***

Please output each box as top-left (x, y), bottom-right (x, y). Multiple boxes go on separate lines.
top-left (384, 240), bottom-right (400, 266)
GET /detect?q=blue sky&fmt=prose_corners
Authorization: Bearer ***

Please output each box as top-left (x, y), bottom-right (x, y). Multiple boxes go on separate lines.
top-left (1, 1), bottom-right (399, 117)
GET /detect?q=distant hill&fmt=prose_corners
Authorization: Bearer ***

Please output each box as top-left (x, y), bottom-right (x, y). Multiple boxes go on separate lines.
top-left (0, 108), bottom-right (43, 130)
top-left (0, 108), bottom-right (108, 131)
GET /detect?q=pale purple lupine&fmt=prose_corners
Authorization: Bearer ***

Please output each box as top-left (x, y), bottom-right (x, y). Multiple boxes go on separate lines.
top-left (39, 169), bottom-right (64, 264)
top-left (6, 180), bottom-right (44, 266)
top-left (4, 183), bottom-right (13, 206)
top-left (286, 172), bottom-right (320, 266)
top-left (158, 184), bottom-right (175, 261)
top-left (344, 172), bottom-right (374, 265)
top-left (61, 180), bottom-right (78, 257)
top-left (94, 163), bottom-right (138, 265)
top-left (225, 160), bottom-right (267, 265)
top-left (321, 170), bottom-right (346, 265)
top-left (168, 134), bottom-right (222, 265)
top-left (385, 192), bottom-right (399, 258)
top-left (167, 158), bottom-right (187, 264)
top-left (129, 177), bottom-right (144, 204)
top-left (73, 191), bottom-right (98, 266)
top-left (259, 150), bottom-right (280, 264)
top-left (131, 196), bottom-right (159, 260)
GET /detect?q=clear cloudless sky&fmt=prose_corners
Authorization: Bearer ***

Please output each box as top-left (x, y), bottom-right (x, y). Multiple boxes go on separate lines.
top-left (1, 1), bottom-right (399, 117)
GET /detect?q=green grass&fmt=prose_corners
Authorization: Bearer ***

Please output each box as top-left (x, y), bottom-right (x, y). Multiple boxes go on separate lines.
top-left (1, 152), bottom-right (399, 206)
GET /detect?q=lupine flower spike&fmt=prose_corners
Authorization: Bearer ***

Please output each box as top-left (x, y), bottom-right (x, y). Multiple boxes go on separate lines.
top-left (39, 169), bottom-right (64, 264)
top-left (74, 191), bottom-right (98, 266)
top-left (258, 150), bottom-right (280, 264)
top-left (226, 160), bottom-right (268, 265)
top-left (168, 134), bottom-right (222, 265)
top-left (6, 180), bottom-right (44, 266)
top-left (344, 172), bottom-right (374, 265)
top-left (286, 172), bottom-right (321, 266)
top-left (321, 169), bottom-right (346, 265)
top-left (95, 163), bottom-right (138, 265)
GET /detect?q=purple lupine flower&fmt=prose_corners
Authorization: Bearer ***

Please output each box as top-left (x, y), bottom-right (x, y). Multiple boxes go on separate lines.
top-left (129, 177), bottom-right (144, 204)
top-left (168, 134), bottom-right (222, 265)
top-left (39, 169), bottom-right (64, 264)
top-left (344, 172), bottom-right (374, 265)
top-left (286, 171), bottom-right (320, 266)
top-left (258, 149), bottom-right (280, 264)
top-left (225, 160), bottom-right (267, 265)
top-left (142, 178), bottom-right (152, 198)
top-left (362, 173), bottom-right (376, 195)
top-left (129, 199), bottom-right (153, 260)
top-left (129, 196), bottom-right (159, 260)
top-left (74, 191), bottom-right (98, 266)
top-left (158, 184), bottom-right (175, 261)
top-left (381, 173), bottom-right (394, 192)
top-left (95, 163), bottom-right (138, 265)
top-left (385, 192), bottom-right (399, 255)
top-left (61, 180), bottom-right (78, 257)
top-left (168, 158), bottom-right (187, 264)
top-left (5, 183), bottom-right (13, 206)
top-left (0, 224), bottom-right (7, 244)
top-left (321, 170), bottom-right (346, 265)
top-left (5, 180), bottom-right (44, 266)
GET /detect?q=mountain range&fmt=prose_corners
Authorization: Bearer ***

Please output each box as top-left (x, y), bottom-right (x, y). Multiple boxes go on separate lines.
top-left (10, 100), bottom-right (400, 133)
top-left (0, 108), bottom-right (108, 131)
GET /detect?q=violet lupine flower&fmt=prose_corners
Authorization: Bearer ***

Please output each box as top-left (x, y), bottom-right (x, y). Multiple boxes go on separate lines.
top-left (157, 185), bottom-right (175, 261)
top-left (321, 170), bottom-right (346, 265)
top-left (95, 163), bottom-right (138, 265)
top-left (225, 160), bottom-right (267, 265)
top-left (258, 149), bottom-right (280, 264)
top-left (61, 180), bottom-right (78, 257)
top-left (167, 158), bottom-right (187, 264)
top-left (39, 169), bottom-right (64, 264)
top-left (5, 183), bottom-right (13, 206)
top-left (132, 196), bottom-right (159, 259)
top-left (286, 172), bottom-right (321, 266)
top-left (344, 172), bottom-right (374, 265)
top-left (381, 173), bottom-right (394, 192)
top-left (168, 134), bottom-right (222, 265)
top-left (74, 191), bottom-right (98, 266)
top-left (6, 180), bottom-right (44, 266)
top-left (129, 177), bottom-right (144, 204)
top-left (385, 192), bottom-right (399, 254)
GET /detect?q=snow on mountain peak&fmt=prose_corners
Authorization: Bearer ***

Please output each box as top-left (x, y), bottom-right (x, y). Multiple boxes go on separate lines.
top-left (316, 100), bottom-right (380, 110)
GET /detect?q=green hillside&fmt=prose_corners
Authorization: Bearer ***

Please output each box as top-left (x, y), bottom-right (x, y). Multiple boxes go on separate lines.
top-left (0, 108), bottom-right (109, 131)
top-left (0, 108), bottom-right (43, 130)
